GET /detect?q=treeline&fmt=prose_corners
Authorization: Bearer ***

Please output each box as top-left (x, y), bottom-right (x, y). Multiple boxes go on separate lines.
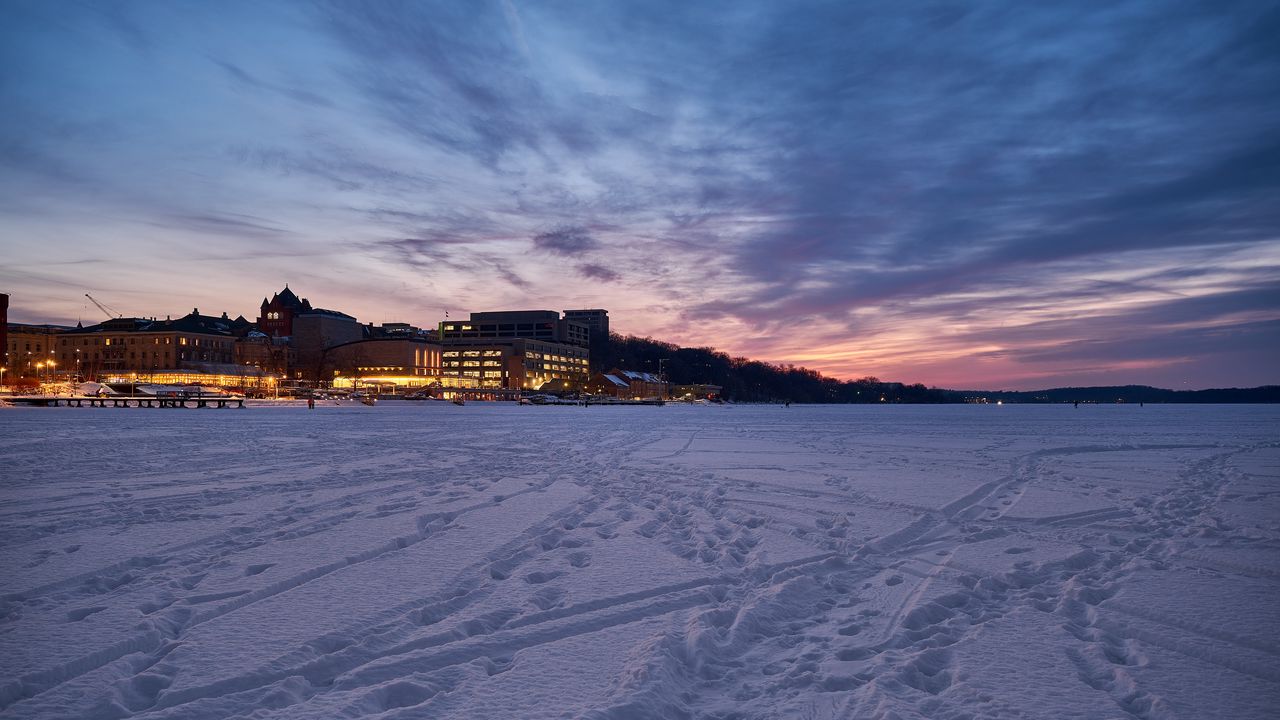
top-left (981, 385), bottom-right (1280, 404)
top-left (593, 333), bottom-right (1279, 404)
top-left (593, 333), bottom-right (954, 403)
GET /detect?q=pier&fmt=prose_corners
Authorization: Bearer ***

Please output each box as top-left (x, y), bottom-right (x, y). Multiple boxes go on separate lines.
top-left (5, 395), bottom-right (245, 409)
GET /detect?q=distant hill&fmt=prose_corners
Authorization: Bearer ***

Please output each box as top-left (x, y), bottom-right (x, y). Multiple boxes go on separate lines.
top-left (596, 333), bottom-right (1279, 403)
top-left (598, 333), bottom-right (955, 403)
top-left (976, 385), bottom-right (1280, 404)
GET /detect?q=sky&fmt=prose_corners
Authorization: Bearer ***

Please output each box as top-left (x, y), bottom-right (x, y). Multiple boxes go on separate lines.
top-left (2, 0), bottom-right (1278, 390)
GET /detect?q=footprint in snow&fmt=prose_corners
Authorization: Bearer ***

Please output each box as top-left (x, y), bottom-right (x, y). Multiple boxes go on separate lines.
top-left (67, 606), bottom-right (107, 622)
top-left (524, 570), bottom-right (564, 584)
top-left (885, 575), bottom-right (904, 586)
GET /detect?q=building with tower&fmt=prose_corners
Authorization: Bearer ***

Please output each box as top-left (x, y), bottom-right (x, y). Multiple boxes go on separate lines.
top-left (258, 285), bottom-right (312, 338)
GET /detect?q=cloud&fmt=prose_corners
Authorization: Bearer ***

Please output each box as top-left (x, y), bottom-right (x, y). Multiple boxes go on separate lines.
top-left (532, 226), bottom-right (598, 256)
top-left (578, 263), bottom-right (620, 282)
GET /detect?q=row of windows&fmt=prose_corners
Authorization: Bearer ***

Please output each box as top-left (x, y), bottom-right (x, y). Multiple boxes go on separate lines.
top-left (442, 323), bottom-right (555, 332)
top-left (54, 336), bottom-right (230, 349)
top-left (441, 349), bottom-right (505, 358)
top-left (61, 351), bottom-right (172, 361)
top-left (526, 353), bottom-right (587, 364)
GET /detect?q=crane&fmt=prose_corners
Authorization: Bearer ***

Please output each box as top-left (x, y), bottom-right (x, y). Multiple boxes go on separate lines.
top-left (85, 293), bottom-right (123, 319)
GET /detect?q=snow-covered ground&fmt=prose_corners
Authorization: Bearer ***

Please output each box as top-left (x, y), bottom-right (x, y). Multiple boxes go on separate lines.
top-left (1, 403), bottom-right (1277, 719)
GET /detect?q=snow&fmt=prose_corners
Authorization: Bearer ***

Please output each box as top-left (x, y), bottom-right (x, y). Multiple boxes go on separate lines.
top-left (1, 402), bottom-right (1277, 718)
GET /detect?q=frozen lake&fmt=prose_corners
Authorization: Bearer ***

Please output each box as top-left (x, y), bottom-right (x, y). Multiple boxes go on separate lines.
top-left (1, 403), bottom-right (1277, 719)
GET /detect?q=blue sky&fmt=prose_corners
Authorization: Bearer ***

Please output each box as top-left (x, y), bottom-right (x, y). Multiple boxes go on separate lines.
top-left (2, 0), bottom-right (1277, 389)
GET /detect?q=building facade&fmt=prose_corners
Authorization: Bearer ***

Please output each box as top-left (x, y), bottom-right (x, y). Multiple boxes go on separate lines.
top-left (6, 322), bottom-right (71, 379)
top-left (438, 310), bottom-right (590, 348)
top-left (55, 311), bottom-right (248, 379)
top-left (326, 338), bottom-right (442, 385)
top-left (292, 309), bottom-right (362, 380)
top-left (439, 338), bottom-right (589, 390)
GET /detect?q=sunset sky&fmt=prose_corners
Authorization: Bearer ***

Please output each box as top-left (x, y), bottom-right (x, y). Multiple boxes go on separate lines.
top-left (2, 1), bottom-right (1277, 390)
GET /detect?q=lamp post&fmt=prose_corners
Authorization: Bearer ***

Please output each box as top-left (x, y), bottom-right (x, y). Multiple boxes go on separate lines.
top-left (35, 361), bottom-right (44, 393)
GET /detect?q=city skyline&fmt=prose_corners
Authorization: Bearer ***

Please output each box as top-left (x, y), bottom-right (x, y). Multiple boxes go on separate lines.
top-left (3, 1), bottom-right (1278, 390)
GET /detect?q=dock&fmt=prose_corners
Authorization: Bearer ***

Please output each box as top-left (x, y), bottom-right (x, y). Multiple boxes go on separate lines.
top-left (5, 395), bottom-right (246, 409)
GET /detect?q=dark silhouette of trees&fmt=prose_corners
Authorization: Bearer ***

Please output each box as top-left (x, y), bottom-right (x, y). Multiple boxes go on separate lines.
top-left (593, 333), bottom-right (1278, 403)
top-left (594, 333), bottom-right (954, 403)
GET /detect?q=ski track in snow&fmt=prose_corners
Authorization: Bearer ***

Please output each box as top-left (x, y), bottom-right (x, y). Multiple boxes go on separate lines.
top-left (0, 403), bottom-right (1278, 719)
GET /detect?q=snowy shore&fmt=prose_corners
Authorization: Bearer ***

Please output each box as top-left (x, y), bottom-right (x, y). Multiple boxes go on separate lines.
top-left (1, 403), bottom-right (1277, 718)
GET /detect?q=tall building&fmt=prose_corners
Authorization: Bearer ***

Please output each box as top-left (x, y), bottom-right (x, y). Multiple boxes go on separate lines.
top-left (562, 309), bottom-right (609, 338)
top-left (563, 308), bottom-right (610, 371)
top-left (258, 285), bottom-right (312, 338)
top-left (435, 310), bottom-right (591, 390)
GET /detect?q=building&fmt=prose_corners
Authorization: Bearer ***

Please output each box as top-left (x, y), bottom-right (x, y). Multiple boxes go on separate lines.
top-left (562, 309), bottom-right (609, 338)
top-left (55, 310), bottom-right (252, 381)
top-left (292, 309), bottom-right (362, 381)
top-left (439, 338), bottom-right (589, 390)
top-left (435, 309), bottom-right (592, 391)
top-left (258, 285), bottom-right (312, 338)
top-left (672, 383), bottom-right (723, 400)
top-left (6, 322), bottom-right (73, 380)
top-left (326, 338), bottom-right (442, 389)
top-left (439, 310), bottom-right (590, 348)
top-left (235, 331), bottom-right (294, 378)
top-left (366, 322), bottom-right (434, 340)
top-left (599, 369), bottom-right (670, 400)
top-left (585, 372), bottom-right (631, 397)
